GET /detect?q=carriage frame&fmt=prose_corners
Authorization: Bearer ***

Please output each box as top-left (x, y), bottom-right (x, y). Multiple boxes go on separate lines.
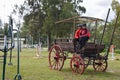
top-left (48, 9), bottom-right (119, 74)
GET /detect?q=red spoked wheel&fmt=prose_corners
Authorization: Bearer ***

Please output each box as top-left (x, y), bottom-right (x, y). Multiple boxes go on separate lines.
top-left (70, 55), bottom-right (85, 74)
top-left (49, 45), bottom-right (64, 71)
top-left (93, 58), bottom-right (108, 72)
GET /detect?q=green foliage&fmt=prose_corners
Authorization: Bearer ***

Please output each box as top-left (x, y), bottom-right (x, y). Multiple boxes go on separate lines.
top-left (14, 0), bottom-right (86, 44)
top-left (110, 1), bottom-right (120, 48)
top-left (111, 0), bottom-right (120, 14)
top-left (115, 49), bottom-right (120, 54)
top-left (0, 28), bottom-right (3, 34)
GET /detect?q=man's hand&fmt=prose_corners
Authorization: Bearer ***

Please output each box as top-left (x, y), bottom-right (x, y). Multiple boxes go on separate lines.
top-left (78, 37), bottom-right (81, 42)
top-left (74, 38), bottom-right (78, 41)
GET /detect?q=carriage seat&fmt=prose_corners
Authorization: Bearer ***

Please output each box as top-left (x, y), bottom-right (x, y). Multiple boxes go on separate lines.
top-left (83, 43), bottom-right (105, 54)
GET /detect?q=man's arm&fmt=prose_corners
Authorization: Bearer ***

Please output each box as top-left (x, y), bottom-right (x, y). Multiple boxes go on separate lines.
top-left (75, 29), bottom-right (80, 39)
top-left (80, 31), bottom-right (90, 38)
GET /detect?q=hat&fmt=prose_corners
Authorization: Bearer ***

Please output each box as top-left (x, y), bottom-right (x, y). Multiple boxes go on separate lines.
top-left (76, 24), bottom-right (83, 27)
top-left (82, 23), bottom-right (86, 27)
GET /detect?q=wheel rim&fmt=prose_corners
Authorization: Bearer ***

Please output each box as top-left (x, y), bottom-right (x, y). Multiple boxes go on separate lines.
top-left (93, 59), bottom-right (108, 72)
top-left (49, 45), bottom-right (64, 70)
top-left (70, 56), bottom-right (85, 74)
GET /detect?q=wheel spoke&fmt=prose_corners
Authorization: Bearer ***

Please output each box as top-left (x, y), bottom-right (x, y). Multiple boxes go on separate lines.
top-left (49, 45), bottom-right (64, 71)
top-left (56, 62), bottom-right (59, 70)
top-left (54, 62), bottom-right (57, 69)
top-left (70, 56), bottom-right (85, 74)
top-left (57, 60), bottom-right (61, 69)
top-left (93, 58), bottom-right (107, 72)
top-left (51, 61), bottom-right (56, 69)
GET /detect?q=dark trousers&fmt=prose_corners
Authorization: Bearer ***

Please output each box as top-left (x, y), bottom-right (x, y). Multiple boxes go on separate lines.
top-left (73, 36), bottom-right (89, 52)
top-left (79, 36), bottom-right (89, 49)
top-left (73, 38), bottom-right (78, 52)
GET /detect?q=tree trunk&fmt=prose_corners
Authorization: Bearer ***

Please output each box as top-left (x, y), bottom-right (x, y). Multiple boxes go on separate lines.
top-left (47, 32), bottom-right (51, 51)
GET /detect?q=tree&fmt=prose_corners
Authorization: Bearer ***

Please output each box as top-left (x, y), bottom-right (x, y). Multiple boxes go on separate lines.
top-left (110, 0), bottom-right (120, 48)
top-left (0, 19), bottom-right (2, 27)
top-left (101, 0), bottom-right (120, 48)
top-left (13, 0), bottom-right (86, 49)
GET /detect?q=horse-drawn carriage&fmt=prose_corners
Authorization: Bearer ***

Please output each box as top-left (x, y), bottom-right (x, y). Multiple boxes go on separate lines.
top-left (48, 10), bottom-right (119, 74)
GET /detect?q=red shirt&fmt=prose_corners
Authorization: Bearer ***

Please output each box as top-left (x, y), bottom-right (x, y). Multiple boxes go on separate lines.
top-left (74, 29), bottom-right (81, 39)
top-left (74, 28), bottom-right (90, 39)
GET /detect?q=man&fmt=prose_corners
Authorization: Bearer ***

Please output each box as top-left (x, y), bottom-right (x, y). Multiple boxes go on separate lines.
top-left (73, 23), bottom-right (90, 53)
top-left (73, 24), bottom-right (83, 52)
top-left (74, 24), bottom-right (83, 39)
top-left (79, 23), bottom-right (90, 50)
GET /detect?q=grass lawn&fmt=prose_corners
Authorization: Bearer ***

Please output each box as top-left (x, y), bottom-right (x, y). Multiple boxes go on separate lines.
top-left (0, 48), bottom-right (120, 80)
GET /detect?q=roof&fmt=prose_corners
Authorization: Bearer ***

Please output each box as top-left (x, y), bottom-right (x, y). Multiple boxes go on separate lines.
top-left (55, 16), bottom-right (104, 24)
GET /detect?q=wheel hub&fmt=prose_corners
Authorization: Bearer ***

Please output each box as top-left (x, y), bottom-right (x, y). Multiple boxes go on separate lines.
top-left (98, 62), bottom-right (102, 66)
top-left (74, 62), bottom-right (79, 68)
top-left (54, 56), bottom-right (59, 61)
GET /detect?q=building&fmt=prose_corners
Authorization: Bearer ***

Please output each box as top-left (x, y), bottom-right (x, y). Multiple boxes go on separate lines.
top-left (14, 38), bottom-right (25, 48)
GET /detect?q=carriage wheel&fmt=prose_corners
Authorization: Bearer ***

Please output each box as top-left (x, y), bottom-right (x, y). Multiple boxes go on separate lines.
top-left (70, 56), bottom-right (85, 74)
top-left (49, 45), bottom-right (64, 71)
top-left (93, 58), bottom-right (108, 72)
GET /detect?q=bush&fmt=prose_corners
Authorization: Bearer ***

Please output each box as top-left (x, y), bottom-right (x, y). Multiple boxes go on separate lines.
top-left (115, 49), bottom-right (120, 54)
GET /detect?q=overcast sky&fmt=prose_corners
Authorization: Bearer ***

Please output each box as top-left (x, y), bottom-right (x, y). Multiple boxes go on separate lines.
top-left (81, 0), bottom-right (120, 21)
top-left (0, 0), bottom-right (120, 23)
top-left (0, 0), bottom-right (24, 23)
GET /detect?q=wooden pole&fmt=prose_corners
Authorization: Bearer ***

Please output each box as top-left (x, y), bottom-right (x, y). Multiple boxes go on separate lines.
top-left (100, 8), bottom-right (110, 45)
top-left (105, 12), bottom-right (120, 58)
top-left (94, 21), bottom-right (97, 43)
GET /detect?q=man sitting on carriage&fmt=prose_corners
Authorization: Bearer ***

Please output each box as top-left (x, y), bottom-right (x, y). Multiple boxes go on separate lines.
top-left (73, 23), bottom-right (90, 53)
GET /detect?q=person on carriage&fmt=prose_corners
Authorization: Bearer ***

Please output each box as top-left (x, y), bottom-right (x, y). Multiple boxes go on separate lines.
top-left (73, 23), bottom-right (90, 53)
top-left (73, 24), bottom-right (83, 52)
top-left (73, 24), bottom-right (82, 52)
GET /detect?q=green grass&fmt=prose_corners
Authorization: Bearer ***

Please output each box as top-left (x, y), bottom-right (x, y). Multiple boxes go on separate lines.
top-left (0, 48), bottom-right (120, 80)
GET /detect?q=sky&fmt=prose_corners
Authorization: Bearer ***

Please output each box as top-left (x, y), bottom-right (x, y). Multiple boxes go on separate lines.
top-left (81, 0), bottom-right (120, 21)
top-left (0, 0), bottom-right (24, 24)
top-left (0, 0), bottom-right (120, 24)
